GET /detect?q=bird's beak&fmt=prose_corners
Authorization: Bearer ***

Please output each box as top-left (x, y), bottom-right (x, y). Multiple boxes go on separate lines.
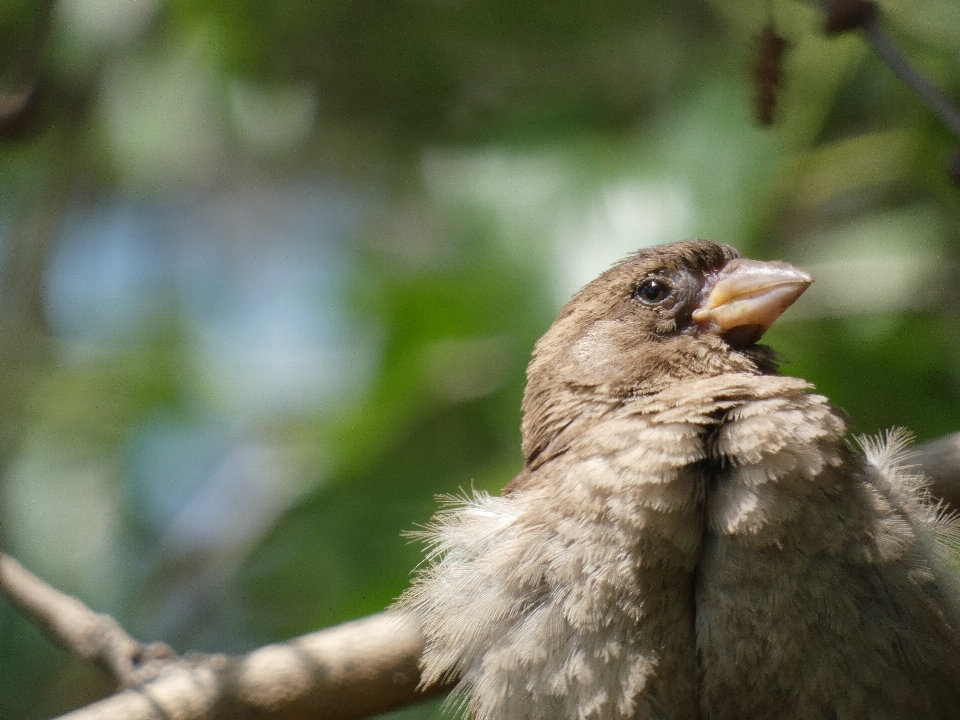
top-left (692, 258), bottom-right (812, 346)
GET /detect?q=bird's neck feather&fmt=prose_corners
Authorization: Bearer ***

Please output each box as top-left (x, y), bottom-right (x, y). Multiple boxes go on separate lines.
top-left (520, 344), bottom-right (781, 468)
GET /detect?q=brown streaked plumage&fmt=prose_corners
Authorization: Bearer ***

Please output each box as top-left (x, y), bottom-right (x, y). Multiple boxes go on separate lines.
top-left (397, 239), bottom-right (960, 720)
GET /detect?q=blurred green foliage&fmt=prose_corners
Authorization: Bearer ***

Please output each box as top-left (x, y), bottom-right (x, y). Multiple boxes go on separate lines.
top-left (1, 0), bottom-right (960, 718)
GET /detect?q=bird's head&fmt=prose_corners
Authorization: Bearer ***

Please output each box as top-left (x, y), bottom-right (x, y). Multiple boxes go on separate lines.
top-left (521, 240), bottom-right (811, 462)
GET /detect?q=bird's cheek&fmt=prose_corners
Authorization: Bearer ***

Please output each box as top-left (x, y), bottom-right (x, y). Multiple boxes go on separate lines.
top-left (568, 333), bottom-right (617, 384)
top-left (567, 323), bottom-right (641, 386)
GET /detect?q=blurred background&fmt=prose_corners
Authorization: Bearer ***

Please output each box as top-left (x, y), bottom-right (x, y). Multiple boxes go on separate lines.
top-left (0, 0), bottom-right (959, 717)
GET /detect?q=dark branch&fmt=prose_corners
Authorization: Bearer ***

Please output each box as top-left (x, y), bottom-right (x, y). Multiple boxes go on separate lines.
top-left (822, 0), bottom-right (960, 142)
top-left (859, 12), bottom-right (960, 140)
top-left (914, 432), bottom-right (960, 512)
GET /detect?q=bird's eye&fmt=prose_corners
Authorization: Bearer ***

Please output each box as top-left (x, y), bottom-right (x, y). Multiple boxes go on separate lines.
top-left (633, 278), bottom-right (673, 305)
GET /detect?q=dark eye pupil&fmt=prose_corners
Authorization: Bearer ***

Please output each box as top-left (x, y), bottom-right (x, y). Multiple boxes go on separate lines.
top-left (635, 279), bottom-right (671, 304)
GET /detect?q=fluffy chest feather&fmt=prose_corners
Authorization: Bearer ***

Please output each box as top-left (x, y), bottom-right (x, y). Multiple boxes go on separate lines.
top-left (399, 374), bottom-right (960, 720)
top-left (699, 389), bottom-right (960, 720)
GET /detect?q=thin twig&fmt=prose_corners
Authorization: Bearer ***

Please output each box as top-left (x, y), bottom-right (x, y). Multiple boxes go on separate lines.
top-left (859, 11), bottom-right (960, 140)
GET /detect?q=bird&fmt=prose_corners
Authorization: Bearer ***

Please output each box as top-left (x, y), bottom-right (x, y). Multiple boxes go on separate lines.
top-left (397, 239), bottom-right (960, 720)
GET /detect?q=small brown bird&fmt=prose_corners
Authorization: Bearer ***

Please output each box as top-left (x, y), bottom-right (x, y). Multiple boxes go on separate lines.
top-left (398, 240), bottom-right (960, 720)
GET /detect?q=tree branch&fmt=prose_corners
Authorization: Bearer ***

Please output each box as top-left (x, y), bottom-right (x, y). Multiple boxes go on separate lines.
top-left (0, 553), bottom-right (448, 719)
top-left (0, 552), bottom-right (174, 688)
top-left (49, 612), bottom-right (447, 720)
